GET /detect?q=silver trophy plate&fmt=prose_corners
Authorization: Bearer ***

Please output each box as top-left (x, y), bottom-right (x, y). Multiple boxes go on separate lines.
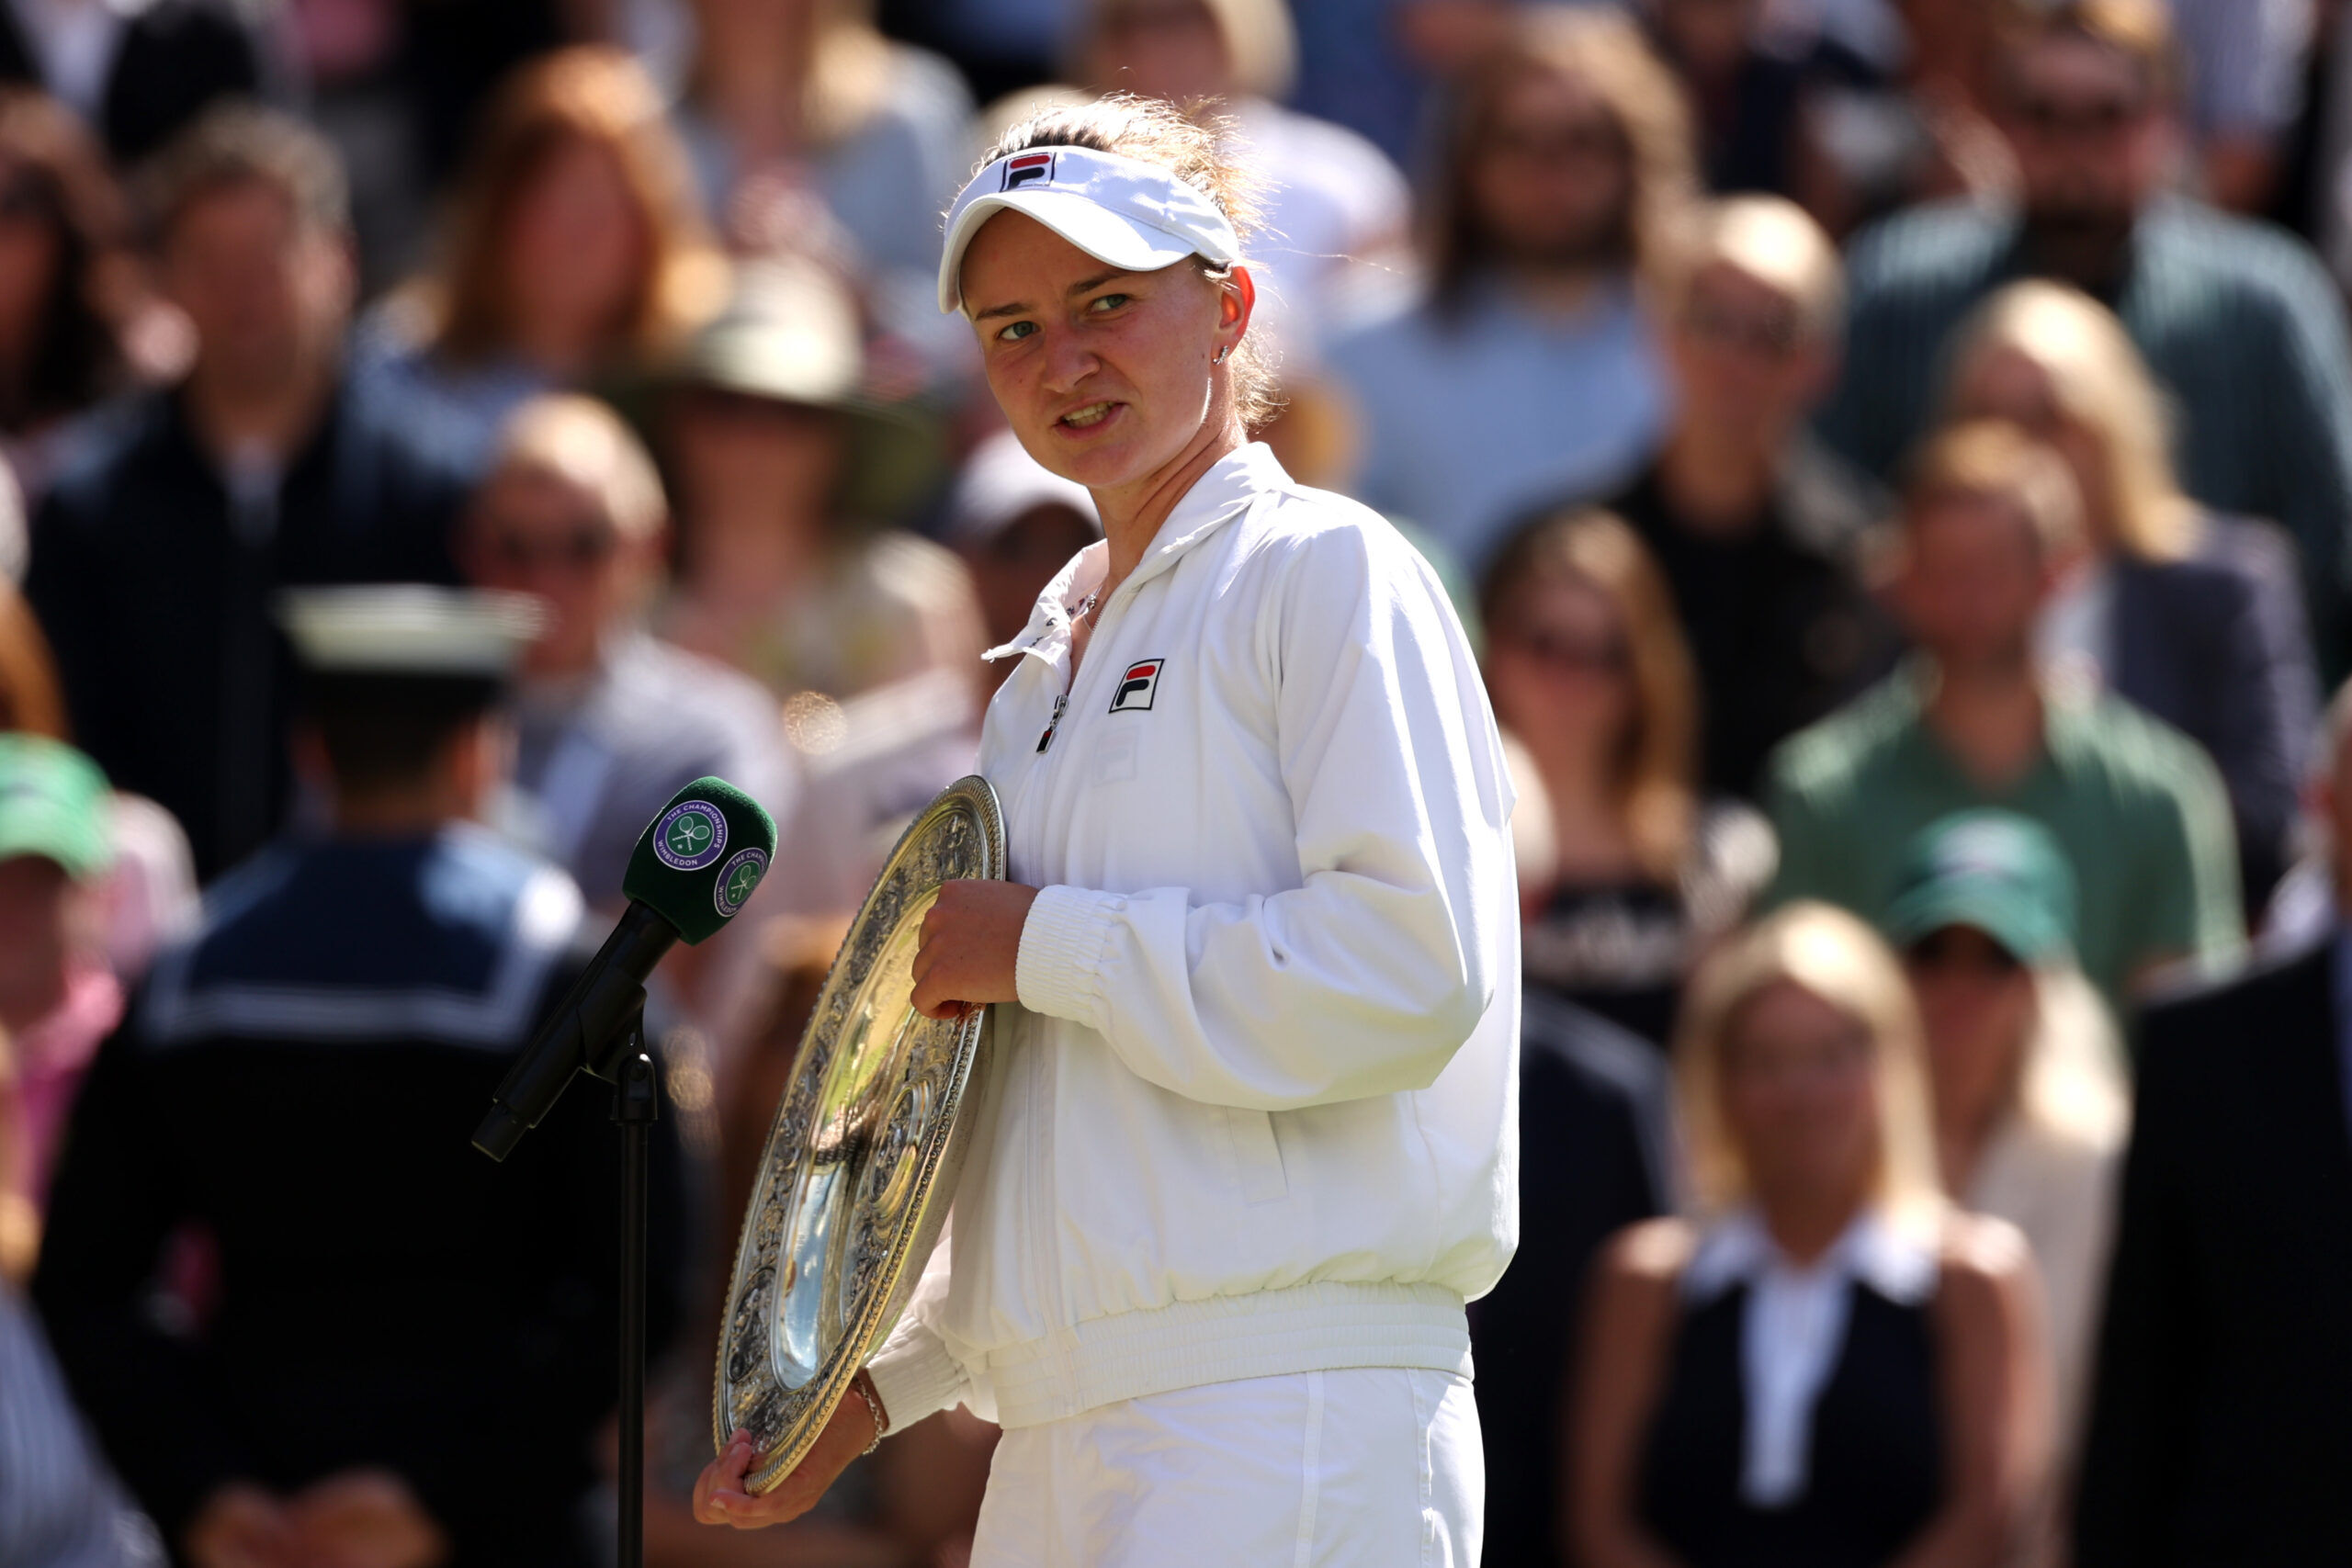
top-left (712, 775), bottom-right (1004, 1490)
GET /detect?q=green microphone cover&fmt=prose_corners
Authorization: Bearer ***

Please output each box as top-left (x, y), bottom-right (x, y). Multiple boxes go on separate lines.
top-left (621, 776), bottom-right (779, 944)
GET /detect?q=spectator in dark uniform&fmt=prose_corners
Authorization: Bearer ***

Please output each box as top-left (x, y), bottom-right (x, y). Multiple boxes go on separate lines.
top-left (31, 586), bottom-right (687, 1568)
top-left (26, 106), bottom-right (468, 883)
top-left (1603, 194), bottom-right (1896, 800)
top-left (1469, 993), bottom-right (1674, 1568)
top-left (2074, 679), bottom-right (2352, 1568)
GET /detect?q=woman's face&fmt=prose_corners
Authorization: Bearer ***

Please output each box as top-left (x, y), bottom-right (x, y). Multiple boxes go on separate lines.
top-left (959, 209), bottom-right (1241, 494)
top-left (503, 137), bottom-right (648, 348)
top-left (1904, 924), bottom-right (2036, 1126)
top-left (1950, 344), bottom-right (2112, 550)
top-left (1719, 980), bottom-right (1883, 1210)
top-left (0, 162), bottom-right (61, 345)
top-left (1483, 575), bottom-right (1634, 770)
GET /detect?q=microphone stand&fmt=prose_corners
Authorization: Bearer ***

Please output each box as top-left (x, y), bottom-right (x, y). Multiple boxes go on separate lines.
top-left (477, 977), bottom-right (661, 1568)
top-left (610, 1010), bottom-right (660, 1568)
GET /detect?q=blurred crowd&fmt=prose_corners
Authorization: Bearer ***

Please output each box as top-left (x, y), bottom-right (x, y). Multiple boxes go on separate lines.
top-left (0, 0), bottom-right (2350, 1565)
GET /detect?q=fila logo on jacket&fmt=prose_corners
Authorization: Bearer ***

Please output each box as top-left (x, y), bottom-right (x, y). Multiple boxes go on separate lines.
top-left (1110, 659), bottom-right (1166, 713)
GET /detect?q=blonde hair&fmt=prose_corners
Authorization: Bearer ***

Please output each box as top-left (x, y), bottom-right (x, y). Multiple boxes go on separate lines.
top-left (1428, 7), bottom-right (1697, 304)
top-left (1676, 903), bottom-right (1946, 1224)
top-left (2017, 966), bottom-right (2132, 1150)
top-left (1675, 194), bottom-right (1844, 341)
top-left (1903, 418), bottom-right (2086, 559)
top-left (977, 93), bottom-right (1280, 427)
top-left (1946, 280), bottom-right (2193, 560)
top-left (1478, 508), bottom-right (1699, 882)
top-left (1076, 0), bottom-right (1300, 100)
top-left (487, 394), bottom-right (667, 544)
top-left (427, 47), bottom-right (727, 368)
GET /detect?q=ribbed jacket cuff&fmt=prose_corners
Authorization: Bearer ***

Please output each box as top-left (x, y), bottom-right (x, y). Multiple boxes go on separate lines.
top-left (865, 1321), bottom-right (968, 1433)
top-left (1015, 884), bottom-right (1115, 1029)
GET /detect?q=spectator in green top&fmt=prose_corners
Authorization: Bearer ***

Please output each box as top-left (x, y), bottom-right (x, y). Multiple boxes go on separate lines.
top-left (1765, 419), bottom-right (2242, 1010)
top-left (1816, 0), bottom-right (2352, 668)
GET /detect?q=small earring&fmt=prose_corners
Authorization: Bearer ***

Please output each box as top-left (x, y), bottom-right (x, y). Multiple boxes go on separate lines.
top-left (1213, 346), bottom-right (1228, 364)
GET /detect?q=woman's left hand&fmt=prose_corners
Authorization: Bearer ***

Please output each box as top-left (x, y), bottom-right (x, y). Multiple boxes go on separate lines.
top-left (911, 880), bottom-right (1041, 1020)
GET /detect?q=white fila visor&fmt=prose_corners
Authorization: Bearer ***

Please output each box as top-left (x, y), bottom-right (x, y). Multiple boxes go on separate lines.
top-left (938, 145), bottom-right (1242, 314)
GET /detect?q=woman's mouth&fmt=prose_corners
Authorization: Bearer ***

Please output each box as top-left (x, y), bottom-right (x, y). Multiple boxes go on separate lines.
top-left (1057, 401), bottom-right (1120, 431)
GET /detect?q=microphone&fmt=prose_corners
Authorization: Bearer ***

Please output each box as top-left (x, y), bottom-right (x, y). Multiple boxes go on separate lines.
top-left (473, 776), bottom-right (777, 1161)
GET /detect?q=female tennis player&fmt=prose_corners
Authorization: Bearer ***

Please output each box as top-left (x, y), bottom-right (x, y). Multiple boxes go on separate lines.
top-left (696, 95), bottom-right (1521, 1564)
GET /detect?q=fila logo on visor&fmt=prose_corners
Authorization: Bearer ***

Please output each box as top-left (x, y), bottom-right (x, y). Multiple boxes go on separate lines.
top-left (1001, 152), bottom-right (1056, 191)
top-left (1110, 658), bottom-right (1165, 714)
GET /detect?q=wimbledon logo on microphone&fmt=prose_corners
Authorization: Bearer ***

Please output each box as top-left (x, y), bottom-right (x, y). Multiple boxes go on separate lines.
top-left (715, 848), bottom-right (769, 918)
top-left (654, 799), bottom-right (728, 872)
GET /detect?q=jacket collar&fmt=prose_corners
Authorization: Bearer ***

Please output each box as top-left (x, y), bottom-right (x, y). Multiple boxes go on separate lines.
top-left (1123, 440), bottom-right (1287, 592)
top-left (985, 442), bottom-right (1290, 663)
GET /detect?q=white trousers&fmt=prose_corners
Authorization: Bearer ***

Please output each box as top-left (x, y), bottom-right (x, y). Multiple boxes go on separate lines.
top-left (967, 1368), bottom-right (1483, 1568)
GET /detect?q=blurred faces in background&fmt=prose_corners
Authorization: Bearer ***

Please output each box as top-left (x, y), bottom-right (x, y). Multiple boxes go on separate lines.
top-left (1943, 280), bottom-right (2321, 909)
top-left (1674, 900), bottom-right (1944, 1235)
top-left (1325, 8), bottom-right (1690, 565)
top-left (1894, 431), bottom-right (2082, 679)
top-left (1666, 198), bottom-right (1840, 456)
top-left (1884, 809), bottom-right (2126, 1494)
top-left (1613, 195), bottom-right (1896, 801)
top-left (155, 162), bottom-right (349, 424)
top-left (1427, 6), bottom-right (1694, 300)
top-left (461, 394), bottom-right (798, 1033)
top-left (463, 395), bottom-right (666, 680)
top-left (420, 47), bottom-right (724, 387)
top-left (1463, 56), bottom-right (1634, 281)
top-left (1991, 0), bottom-right (2180, 281)
top-left (661, 254), bottom-right (978, 909)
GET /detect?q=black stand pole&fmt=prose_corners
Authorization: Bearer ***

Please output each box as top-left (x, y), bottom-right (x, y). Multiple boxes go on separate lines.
top-left (613, 1016), bottom-right (660, 1568)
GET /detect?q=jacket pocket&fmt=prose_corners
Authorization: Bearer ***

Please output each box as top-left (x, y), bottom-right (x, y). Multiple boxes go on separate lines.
top-left (1222, 1106), bottom-right (1288, 1203)
top-left (1092, 728), bottom-right (1139, 784)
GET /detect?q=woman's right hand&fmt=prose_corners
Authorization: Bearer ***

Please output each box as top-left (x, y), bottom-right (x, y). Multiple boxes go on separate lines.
top-left (692, 1394), bottom-right (882, 1529)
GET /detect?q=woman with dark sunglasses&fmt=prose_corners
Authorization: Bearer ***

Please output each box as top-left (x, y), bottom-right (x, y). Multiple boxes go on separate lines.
top-left (1479, 505), bottom-right (1775, 1050)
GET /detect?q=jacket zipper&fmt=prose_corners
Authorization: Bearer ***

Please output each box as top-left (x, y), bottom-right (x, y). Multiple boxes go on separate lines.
top-left (1013, 618), bottom-right (1091, 1333)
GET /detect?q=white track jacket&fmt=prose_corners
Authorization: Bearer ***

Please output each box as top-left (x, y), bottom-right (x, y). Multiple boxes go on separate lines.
top-left (865, 443), bottom-right (1521, 1432)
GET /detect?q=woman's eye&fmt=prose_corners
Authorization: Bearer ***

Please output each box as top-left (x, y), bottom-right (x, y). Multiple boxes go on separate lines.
top-left (1088, 293), bottom-right (1131, 313)
top-left (997, 320), bottom-right (1037, 343)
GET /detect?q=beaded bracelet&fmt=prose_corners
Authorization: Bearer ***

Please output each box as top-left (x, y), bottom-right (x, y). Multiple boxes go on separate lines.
top-left (847, 1371), bottom-right (888, 1457)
